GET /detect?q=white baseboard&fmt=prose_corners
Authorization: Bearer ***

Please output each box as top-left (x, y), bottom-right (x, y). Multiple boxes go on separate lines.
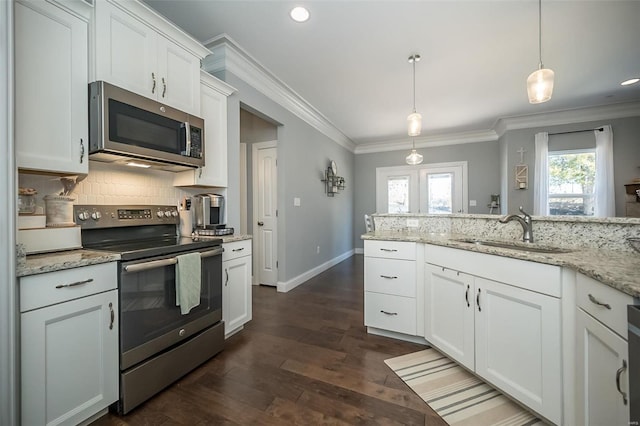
top-left (354, 247), bottom-right (364, 254)
top-left (277, 249), bottom-right (355, 293)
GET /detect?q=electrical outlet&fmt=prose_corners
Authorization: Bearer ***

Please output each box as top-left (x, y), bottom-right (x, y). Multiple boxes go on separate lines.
top-left (470, 200), bottom-right (477, 207)
top-left (406, 219), bottom-right (419, 228)
top-left (294, 197), bottom-right (301, 207)
top-left (316, 245), bottom-right (320, 254)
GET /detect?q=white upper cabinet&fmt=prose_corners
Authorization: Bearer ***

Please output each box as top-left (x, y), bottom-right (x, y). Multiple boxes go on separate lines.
top-left (15, 0), bottom-right (90, 174)
top-left (174, 71), bottom-right (236, 188)
top-left (94, 0), bottom-right (209, 116)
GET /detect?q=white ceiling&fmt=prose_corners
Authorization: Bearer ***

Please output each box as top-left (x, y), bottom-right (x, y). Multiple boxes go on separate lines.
top-left (143, 0), bottom-right (640, 147)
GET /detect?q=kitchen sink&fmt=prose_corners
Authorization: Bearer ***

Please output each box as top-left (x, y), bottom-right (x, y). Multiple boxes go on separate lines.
top-left (453, 238), bottom-right (573, 254)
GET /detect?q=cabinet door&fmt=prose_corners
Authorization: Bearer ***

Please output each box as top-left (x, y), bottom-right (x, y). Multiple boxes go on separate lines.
top-left (576, 309), bottom-right (630, 426)
top-left (475, 277), bottom-right (562, 425)
top-left (15, 0), bottom-right (88, 174)
top-left (424, 264), bottom-right (475, 369)
top-left (21, 290), bottom-right (118, 426)
top-left (223, 256), bottom-right (252, 337)
top-left (157, 36), bottom-right (201, 116)
top-left (95, 1), bottom-right (157, 100)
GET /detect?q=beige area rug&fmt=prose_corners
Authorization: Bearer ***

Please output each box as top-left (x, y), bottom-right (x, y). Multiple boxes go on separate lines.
top-left (385, 348), bottom-right (546, 426)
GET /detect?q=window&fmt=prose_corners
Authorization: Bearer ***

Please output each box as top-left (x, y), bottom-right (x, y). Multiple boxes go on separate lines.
top-left (376, 162), bottom-right (467, 214)
top-left (548, 150), bottom-right (595, 216)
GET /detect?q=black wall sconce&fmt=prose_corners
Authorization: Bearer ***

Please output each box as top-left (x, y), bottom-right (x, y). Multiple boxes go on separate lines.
top-left (321, 160), bottom-right (345, 196)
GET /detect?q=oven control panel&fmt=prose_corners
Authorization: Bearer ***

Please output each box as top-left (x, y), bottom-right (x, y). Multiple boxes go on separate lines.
top-left (74, 205), bottom-right (180, 229)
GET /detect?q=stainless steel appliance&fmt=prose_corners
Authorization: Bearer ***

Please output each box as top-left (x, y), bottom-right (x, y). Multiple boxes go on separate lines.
top-left (630, 305), bottom-right (640, 424)
top-left (193, 193), bottom-right (225, 228)
top-left (75, 204), bottom-right (224, 414)
top-left (88, 81), bottom-right (204, 171)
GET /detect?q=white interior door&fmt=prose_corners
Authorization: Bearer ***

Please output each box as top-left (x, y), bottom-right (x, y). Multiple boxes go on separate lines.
top-left (253, 142), bottom-right (278, 286)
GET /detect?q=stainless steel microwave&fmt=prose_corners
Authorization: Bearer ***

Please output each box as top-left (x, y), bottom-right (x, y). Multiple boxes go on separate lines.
top-left (88, 81), bottom-right (204, 172)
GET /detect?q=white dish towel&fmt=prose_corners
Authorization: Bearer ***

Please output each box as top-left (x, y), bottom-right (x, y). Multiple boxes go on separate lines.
top-left (175, 252), bottom-right (201, 315)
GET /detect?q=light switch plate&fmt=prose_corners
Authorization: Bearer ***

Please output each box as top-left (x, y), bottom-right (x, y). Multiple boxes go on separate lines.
top-left (294, 197), bottom-right (301, 207)
top-left (470, 200), bottom-right (477, 207)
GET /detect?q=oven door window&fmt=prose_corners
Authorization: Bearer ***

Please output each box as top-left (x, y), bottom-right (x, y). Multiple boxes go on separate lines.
top-left (119, 253), bottom-right (222, 355)
top-left (108, 99), bottom-right (185, 155)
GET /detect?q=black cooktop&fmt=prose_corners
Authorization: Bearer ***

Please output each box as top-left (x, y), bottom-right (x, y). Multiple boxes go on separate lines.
top-left (85, 236), bottom-right (222, 261)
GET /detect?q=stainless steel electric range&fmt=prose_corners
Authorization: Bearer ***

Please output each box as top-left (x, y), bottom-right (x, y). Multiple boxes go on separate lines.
top-left (75, 204), bottom-right (224, 414)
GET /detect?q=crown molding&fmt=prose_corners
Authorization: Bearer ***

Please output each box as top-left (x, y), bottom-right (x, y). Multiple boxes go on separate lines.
top-left (494, 101), bottom-right (640, 136)
top-left (199, 69), bottom-right (236, 97)
top-left (354, 129), bottom-right (498, 154)
top-left (202, 35), bottom-right (356, 152)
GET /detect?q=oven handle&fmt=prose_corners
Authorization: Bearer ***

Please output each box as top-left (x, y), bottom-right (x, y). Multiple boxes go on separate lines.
top-left (122, 247), bottom-right (223, 274)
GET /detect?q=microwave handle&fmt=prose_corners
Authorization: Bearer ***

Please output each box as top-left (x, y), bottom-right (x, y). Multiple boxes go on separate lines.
top-left (184, 122), bottom-right (191, 157)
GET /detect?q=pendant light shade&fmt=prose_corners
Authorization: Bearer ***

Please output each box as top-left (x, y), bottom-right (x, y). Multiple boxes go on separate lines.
top-left (527, 0), bottom-right (554, 104)
top-left (527, 67), bottom-right (554, 104)
top-left (407, 112), bottom-right (422, 137)
top-left (406, 139), bottom-right (423, 165)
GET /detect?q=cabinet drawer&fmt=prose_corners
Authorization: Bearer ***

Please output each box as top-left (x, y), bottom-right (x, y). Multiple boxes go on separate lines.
top-left (364, 240), bottom-right (416, 260)
top-left (223, 239), bottom-right (252, 261)
top-left (364, 292), bottom-right (416, 335)
top-left (364, 257), bottom-right (415, 297)
top-left (20, 262), bottom-right (117, 313)
top-left (577, 273), bottom-right (633, 337)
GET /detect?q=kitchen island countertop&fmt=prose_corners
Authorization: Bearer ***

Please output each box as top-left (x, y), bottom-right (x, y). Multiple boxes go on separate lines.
top-left (363, 231), bottom-right (640, 298)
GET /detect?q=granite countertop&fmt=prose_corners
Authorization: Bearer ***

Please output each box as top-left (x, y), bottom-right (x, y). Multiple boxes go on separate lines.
top-left (17, 249), bottom-right (120, 278)
top-left (363, 231), bottom-right (640, 298)
top-left (17, 234), bottom-right (253, 278)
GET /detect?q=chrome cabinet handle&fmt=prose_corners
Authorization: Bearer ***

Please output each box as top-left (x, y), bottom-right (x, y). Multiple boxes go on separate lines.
top-left (380, 275), bottom-right (397, 279)
top-left (55, 278), bottom-right (93, 289)
top-left (380, 248), bottom-right (397, 252)
top-left (232, 248), bottom-right (245, 252)
top-left (380, 310), bottom-right (398, 316)
top-left (162, 77), bottom-right (166, 97)
top-left (257, 221), bottom-right (264, 226)
top-left (616, 359), bottom-right (628, 405)
top-left (80, 138), bottom-right (85, 163)
top-left (477, 288), bottom-right (481, 312)
top-left (588, 294), bottom-right (611, 310)
top-left (225, 269), bottom-right (229, 286)
top-left (152, 72), bottom-right (156, 93)
top-left (465, 285), bottom-right (470, 307)
top-left (108, 302), bottom-right (114, 330)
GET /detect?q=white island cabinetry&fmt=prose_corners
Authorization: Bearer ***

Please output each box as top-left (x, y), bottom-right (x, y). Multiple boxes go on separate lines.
top-left (222, 239), bottom-right (253, 337)
top-left (364, 240), bottom-right (423, 339)
top-left (424, 243), bottom-right (562, 425)
top-left (576, 273), bottom-right (633, 426)
top-left (20, 262), bottom-right (119, 426)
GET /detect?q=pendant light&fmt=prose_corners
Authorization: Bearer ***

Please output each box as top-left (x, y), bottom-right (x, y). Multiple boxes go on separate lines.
top-left (527, 0), bottom-right (554, 104)
top-left (405, 138), bottom-right (423, 165)
top-left (406, 54), bottom-right (423, 165)
top-left (407, 54), bottom-right (422, 136)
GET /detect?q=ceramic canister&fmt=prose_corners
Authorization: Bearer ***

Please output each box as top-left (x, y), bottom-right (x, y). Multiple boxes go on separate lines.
top-left (44, 195), bottom-right (76, 227)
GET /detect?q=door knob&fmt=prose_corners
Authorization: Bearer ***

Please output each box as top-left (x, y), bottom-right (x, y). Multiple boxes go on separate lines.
top-left (257, 221), bottom-right (264, 226)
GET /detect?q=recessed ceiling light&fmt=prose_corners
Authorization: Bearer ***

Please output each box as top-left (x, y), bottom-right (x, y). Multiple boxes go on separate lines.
top-left (290, 6), bottom-right (309, 23)
top-left (621, 78), bottom-right (640, 86)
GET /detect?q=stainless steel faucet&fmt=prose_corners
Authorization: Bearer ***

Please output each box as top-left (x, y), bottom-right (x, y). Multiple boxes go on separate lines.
top-left (499, 206), bottom-right (534, 243)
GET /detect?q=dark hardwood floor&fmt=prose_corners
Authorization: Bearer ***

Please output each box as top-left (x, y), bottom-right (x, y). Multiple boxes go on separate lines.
top-left (92, 254), bottom-right (447, 425)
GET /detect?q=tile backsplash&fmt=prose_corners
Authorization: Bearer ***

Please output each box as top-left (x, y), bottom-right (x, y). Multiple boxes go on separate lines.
top-left (19, 162), bottom-right (209, 212)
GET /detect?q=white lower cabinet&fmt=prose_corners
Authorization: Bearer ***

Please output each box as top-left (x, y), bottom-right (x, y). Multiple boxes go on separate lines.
top-left (20, 263), bottom-right (118, 426)
top-left (364, 241), bottom-right (419, 337)
top-left (575, 273), bottom-right (633, 426)
top-left (424, 264), bottom-right (475, 369)
top-left (424, 244), bottom-right (562, 424)
top-left (222, 240), bottom-right (253, 337)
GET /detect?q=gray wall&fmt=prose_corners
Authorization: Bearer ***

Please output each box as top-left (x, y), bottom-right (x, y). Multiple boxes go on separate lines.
top-left (215, 70), bottom-right (354, 283)
top-left (500, 115), bottom-right (640, 216)
top-left (354, 140), bottom-right (501, 249)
